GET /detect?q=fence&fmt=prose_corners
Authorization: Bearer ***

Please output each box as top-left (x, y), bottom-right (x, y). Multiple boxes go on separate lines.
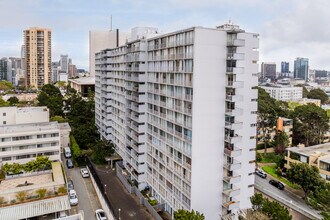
top-left (85, 157), bottom-right (117, 220)
top-left (115, 161), bottom-right (164, 220)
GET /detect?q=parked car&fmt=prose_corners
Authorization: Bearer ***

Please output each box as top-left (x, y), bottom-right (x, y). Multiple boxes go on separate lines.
top-left (67, 180), bottom-right (74, 191)
top-left (255, 168), bottom-right (267, 178)
top-left (95, 209), bottom-right (107, 220)
top-left (269, 179), bottom-right (285, 190)
top-left (80, 168), bottom-right (90, 178)
top-left (64, 147), bottom-right (72, 158)
top-left (66, 159), bottom-right (74, 169)
top-left (69, 189), bottom-right (78, 206)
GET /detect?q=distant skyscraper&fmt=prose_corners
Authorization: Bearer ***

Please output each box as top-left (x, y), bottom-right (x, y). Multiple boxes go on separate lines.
top-left (68, 64), bottom-right (77, 78)
top-left (314, 70), bottom-right (328, 78)
top-left (52, 62), bottom-right (60, 83)
top-left (0, 58), bottom-right (10, 81)
top-left (24, 27), bottom-right (52, 88)
top-left (89, 28), bottom-right (128, 76)
top-left (294, 57), bottom-right (309, 81)
top-left (261, 62), bottom-right (276, 81)
top-left (60, 55), bottom-right (69, 73)
top-left (281, 62), bottom-right (289, 73)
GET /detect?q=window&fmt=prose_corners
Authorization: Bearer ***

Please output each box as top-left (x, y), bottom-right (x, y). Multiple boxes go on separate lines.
top-left (3, 113), bottom-right (6, 116)
top-left (3, 121), bottom-right (6, 125)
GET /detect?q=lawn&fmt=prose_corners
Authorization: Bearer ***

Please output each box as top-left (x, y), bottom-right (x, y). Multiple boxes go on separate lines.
top-left (259, 152), bottom-right (277, 163)
top-left (262, 165), bottom-right (301, 190)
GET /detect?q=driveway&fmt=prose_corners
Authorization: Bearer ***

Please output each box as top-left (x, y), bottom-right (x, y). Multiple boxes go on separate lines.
top-left (93, 165), bottom-right (154, 220)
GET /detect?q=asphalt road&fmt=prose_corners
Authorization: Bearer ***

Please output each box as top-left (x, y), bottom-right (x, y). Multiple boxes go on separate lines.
top-left (63, 158), bottom-right (101, 220)
top-left (255, 175), bottom-right (322, 219)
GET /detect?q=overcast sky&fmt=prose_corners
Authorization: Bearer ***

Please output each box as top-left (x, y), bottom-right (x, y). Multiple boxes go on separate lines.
top-left (0, 0), bottom-right (329, 71)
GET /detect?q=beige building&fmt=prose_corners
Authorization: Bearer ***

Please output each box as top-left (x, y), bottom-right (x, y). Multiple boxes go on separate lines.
top-left (285, 143), bottom-right (330, 181)
top-left (24, 27), bottom-right (52, 88)
top-left (89, 29), bottom-right (128, 76)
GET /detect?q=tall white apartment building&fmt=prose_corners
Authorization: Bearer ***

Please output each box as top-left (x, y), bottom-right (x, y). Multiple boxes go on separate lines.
top-left (260, 85), bottom-right (303, 101)
top-left (95, 23), bottom-right (259, 219)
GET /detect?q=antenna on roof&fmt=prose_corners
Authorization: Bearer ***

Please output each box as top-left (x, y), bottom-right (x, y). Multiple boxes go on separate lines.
top-left (110, 15), bottom-right (112, 31)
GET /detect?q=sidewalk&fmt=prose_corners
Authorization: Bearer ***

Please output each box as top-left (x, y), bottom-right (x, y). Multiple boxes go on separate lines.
top-left (93, 165), bottom-right (154, 220)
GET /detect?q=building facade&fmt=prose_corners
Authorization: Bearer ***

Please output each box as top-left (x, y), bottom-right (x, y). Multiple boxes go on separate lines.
top-left (285, 144), bottom-right (330, 181)
top-left (294, 57), bottom-right (309, 81)
top-left (24, 27), bottom-right (52, 88)
top-left (260, 85), bottom-right (303, 101)
top-left (261, 62), bottom-right (276, 81)
top-left (281, 61), bottom-right (289, 73)
top-left (96, 24), bottom-right (259, 219)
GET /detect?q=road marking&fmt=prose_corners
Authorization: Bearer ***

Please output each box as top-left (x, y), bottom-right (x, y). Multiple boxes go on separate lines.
top-left (83, 177), bottom-right (96, 212)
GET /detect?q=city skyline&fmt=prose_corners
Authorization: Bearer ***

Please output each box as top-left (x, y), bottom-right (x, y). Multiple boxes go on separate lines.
top-left (0, 0), bottom-right (329, 71)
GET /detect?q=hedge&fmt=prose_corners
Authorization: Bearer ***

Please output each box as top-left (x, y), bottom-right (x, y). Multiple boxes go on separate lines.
top-left (69, 135), bottom-right (81, 159)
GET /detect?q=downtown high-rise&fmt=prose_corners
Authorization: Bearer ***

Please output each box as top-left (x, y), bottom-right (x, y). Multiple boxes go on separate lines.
top-left (294, 57), bottom-right (309, 81)
top-left (95, 23), bottom-right (259, 219)
top-left (23, 27), bottom-right (52, 88)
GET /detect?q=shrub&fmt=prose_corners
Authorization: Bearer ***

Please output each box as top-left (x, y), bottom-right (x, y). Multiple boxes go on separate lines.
top-left (10, 199), bottom-right (16, 204)
top-left (57, 186), bottom-right (66, 194)
top-left (16, 191), bottom-right (27, 202)
top-left (148, 199), bottom-right (158, 206)
top-left (36, 188), bottom-right (47, 198)
top-left (70, 135), bottom-right (81, 159)
top-left (0, 197), bottom-right (5, 205)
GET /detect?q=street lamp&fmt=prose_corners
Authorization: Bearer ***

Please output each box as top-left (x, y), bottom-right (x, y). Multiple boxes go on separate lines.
top-left (104, 184), bottom-right (107, 194)
top-left (118, 208), bottom-right (121, 220)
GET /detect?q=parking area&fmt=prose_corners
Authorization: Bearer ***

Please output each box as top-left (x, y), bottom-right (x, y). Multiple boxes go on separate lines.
top-left (62, 157), bottom-right (102, 220)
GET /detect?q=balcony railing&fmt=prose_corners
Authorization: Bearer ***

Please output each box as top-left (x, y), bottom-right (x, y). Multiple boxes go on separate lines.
top-left (223, 159), bottom-right (241, 171)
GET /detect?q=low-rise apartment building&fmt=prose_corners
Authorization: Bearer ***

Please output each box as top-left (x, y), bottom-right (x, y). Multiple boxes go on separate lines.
top-left (260, 85), bottom-right (302, 101)
top-left (0, 106), bottom-right (49, 125)
top-left (285, 143), bottom-right (330, 181)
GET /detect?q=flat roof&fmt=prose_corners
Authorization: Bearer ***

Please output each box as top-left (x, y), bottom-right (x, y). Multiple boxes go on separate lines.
top-left (0, 195), bottom-right (70, 220)
top-left (69, 77), bottom-right (95, 85)
top-left (0, 121), bottom-right (59, 135)
top-left (287, 143), bottom-right (330, 157)
top-left (321, 157), bottom-right (330, 164)
top-left (58, 122), bottom-right (71, 131)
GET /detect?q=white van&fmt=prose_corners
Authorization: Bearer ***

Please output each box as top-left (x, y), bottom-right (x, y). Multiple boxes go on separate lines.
top-left (64, 147), bottom-right (72, 158)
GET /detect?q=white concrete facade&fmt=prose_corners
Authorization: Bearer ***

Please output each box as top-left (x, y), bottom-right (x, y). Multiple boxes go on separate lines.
top-left (95, 24), bottom-right (259, 219)
top-left (0, 107), bottom-right (49, 125)
top-left (260, 86), bottom-right (303, 101)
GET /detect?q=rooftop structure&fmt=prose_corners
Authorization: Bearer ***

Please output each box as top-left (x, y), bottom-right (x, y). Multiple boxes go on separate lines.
top-left (0, 106), bottom-right (49, 126)
top-left (68, 77), bottom-right (95, 97)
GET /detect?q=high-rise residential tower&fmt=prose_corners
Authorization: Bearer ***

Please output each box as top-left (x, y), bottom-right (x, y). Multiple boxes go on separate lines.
top-left (95, 23), bottom-right (259, 219)
top-left (294, 57), bottom-right (309, 81)
top-left (23, 27), bottom-right (52, 88)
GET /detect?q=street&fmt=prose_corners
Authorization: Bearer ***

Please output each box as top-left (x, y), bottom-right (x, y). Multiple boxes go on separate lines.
top-left (63, 158), bottom-right (101, 220)
top-left (255, 175), bottom-right (322, 219)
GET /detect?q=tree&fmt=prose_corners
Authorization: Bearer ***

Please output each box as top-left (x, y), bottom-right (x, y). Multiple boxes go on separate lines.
top-left (307, 88), bottom-right (329, 104)
top-left (258, 88), bottom-right (280, 153)
top-left (251, 193), bottom-right (292, 220)
top-left (91, 140), bottom-right (115, 164)
top-left (291, 104), bottom-right (329, 146)
top-left (37, 84), bottom-right (64, 117)
top-left (50, 115), bottom-right (68, 123)
top-left (273, 130), bottom-right (290, 154)
top-left (174, 209), bottom-right (205, 220)
top-left (7, 96), bottom-right (19, 106)
top-left (295, 84), bottom-right (309, 98)
top-left (0, 97), bottom-right (9, 107)
top-left (0, 81), bottom-right (14, 91)
top-left (287, 163), bottom-right (325, 198)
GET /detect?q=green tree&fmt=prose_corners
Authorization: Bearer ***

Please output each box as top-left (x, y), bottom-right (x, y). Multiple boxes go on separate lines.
top-left (37, 84), bottom-right (64, 117)
top-left (0, 81), bottom-right (14, 91)
top-left (50, 115), bottom-right (68, 123)
top-left (291, 104), bottom-right (329, 146)
top-left (7, 96), bottom-right (19, 106)
top-left (287, 163), bottom-right (325, 198)
top-left (0, 97), bottom-right (9, 107)
top-left (273, 130), bottom-right (290, 154)
top-left (307, 88), bottom-right (329, 104)
top-left (91, 140), bottom-right (115, 164)
top-left (70, 135), bottom-right (81, 158)
top-left (251, 193), bottom-right (292, 220)
top-left (174, 209), bottom-right (205, 220)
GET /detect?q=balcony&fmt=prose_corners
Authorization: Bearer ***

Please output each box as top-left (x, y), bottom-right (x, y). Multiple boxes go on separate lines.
top-left (223, 159), bottom-right (241, 171)
top-left (225, 121), bottom-right (243, 130)
top-left (227, 39), bottom-right (245, 47)
top-left (225, 94), bottom-right (243, 102)
top-left (225, 108), bottom-right (243, 117)
top-left (223, 174), bottom-right (241, 185)
top-left (224, 135), bottom-right (242, 144)
top-left (222, 201), bottom-right (240, 211)
top-left (227, 53), bottom-right (245, 60)
top-left (224, 147), bottom-right (242, 157)
top-left (223, 187), bottom-right (240, 197)
top-left (226, 67), bottom-right (244, 75)
top-left (227, 80), bottom-right (244, 89)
